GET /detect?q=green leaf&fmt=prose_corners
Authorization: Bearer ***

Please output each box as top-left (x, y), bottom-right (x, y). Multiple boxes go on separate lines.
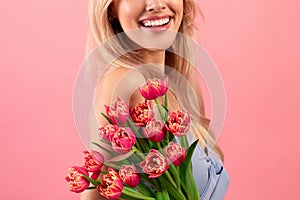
top-left (127, 118), bottom-right (139, 134)
top-left (161, 104), bottom-right (169, 112)
top-left (179, 139), bottom-right (198, 181)
top-left (179, 139), bottom-right (200, 200)
top-left (99, 139), bottom-right (111, 145)
top-left (122, 186), bottom-right (156, 200)
top-left (127, 118), bottom-right (144, 152)
top-left (103, 162), bottom-right (121, 170)
top-left (185, 139), bottom-right (199, 165)
top-left (155, 99), bottom-right (167, 122)
top-left (91, 142), bottom-right (116, 157)
top-left (178, 136), bottom-right (189, 149)
top-left (127, 152), bottom-right (143, 163)
top-left (169, 163), bottom-right (180, 189)
top-left (148, 141), bottom-right (155, 148)
top-left (120, 193), bottom-right (141, 200)
top-left (185, 165), bottom-right (200, 200)
top-left (101, 112), bottom-right (113, 124)
top-left (156, 192), bottom-right (163, 200)
top-left (162, 185), bottom-right (171, 200)
top-left (140, 174), bottom-right (157, 190)
top-left (81, 174), bottom-right (100, 186)
top-left (163, 170), bottom-right (177, 189)
top-left (107, 150), bottom-right (135, 162)
top-left (158, 176), bottom-right (186, 200)
top-left (168, 131), bottom-right (175, 143)
top-left (137, 128), bottom-right (151, 152)
top-left (136, 182), bottom-right (155, 197)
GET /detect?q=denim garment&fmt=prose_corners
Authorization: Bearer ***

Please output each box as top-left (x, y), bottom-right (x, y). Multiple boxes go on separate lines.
top-left (192, 144), bottom-right (230, 200)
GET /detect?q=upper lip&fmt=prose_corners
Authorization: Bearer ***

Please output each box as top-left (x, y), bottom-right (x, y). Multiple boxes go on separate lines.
top-left (139, 15), bottom-right (172, 23)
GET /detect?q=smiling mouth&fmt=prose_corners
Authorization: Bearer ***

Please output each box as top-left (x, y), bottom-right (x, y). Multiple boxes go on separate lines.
top-left (139, 17), bottom-right (170, 27)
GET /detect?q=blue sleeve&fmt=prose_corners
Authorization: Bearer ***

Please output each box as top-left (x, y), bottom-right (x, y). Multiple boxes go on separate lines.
top-left (192, 146), bottom-right (230, 200)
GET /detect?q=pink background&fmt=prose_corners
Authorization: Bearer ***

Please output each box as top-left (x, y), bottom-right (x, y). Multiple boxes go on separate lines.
top-left (1, 0), bottom-right (299, 199)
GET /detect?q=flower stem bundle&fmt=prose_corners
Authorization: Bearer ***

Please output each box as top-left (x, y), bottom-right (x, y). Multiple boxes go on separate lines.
top-left (65, 77), bottom-right (200, 199)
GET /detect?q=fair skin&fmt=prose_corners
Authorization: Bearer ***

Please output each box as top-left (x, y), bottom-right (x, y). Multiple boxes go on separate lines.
top-left (112, 0), bottom-right (183, 62)
top-left (81, 0), bottom-right (185, 199)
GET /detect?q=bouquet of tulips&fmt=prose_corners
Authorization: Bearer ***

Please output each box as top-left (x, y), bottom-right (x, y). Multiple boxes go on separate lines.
top-left (65, 77), bottom-right (200, 200)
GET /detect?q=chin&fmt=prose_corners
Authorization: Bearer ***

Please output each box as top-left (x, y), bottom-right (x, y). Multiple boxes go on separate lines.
top-left (124, 28), bottom-right (178, 51)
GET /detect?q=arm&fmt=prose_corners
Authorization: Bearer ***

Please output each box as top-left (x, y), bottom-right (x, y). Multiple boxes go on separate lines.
top-left (80, 67), bottom-right (145, 200)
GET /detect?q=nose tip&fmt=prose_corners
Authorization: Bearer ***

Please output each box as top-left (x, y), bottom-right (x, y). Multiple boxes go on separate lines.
top-left (146, 0), bottom-right (166, 12)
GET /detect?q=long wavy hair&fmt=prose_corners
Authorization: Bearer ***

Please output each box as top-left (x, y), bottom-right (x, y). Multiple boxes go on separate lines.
top-left (86, 0), bottom-right (224, 161)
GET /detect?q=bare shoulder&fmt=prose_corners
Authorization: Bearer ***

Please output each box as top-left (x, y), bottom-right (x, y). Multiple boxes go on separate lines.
top-left (94, 67), bottom-right (146, 123)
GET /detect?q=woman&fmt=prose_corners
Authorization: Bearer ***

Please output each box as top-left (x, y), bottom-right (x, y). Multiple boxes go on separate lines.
top-left (81, 0), bottom-right (230, 199)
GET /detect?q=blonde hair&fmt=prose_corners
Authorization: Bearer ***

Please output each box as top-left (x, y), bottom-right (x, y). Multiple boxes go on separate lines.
top-left (87, 0), bottom-right (224, 161)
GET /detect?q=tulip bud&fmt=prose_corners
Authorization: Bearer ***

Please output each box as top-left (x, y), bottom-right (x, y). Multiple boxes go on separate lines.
top-left (98, 124), bottom-right (119, 141)
top-left (139, 77), bottom-right (169, 100)
top-left (143, 119), bottom-right (167, 142)
top-left (109, 127), bottom-right (136, 154)
top-left (97, 168), bottom-right (123, 199)
top-left (65, 166), bottom-right (89, 193)
top-left (130, 102), bottom-right (154, 126)
top-left (119, 165), bottom-right (141, 187)
top-left (83, 150), bottom-right (104, 172)
top-left (164, 142), bottom-right (186, 166)
top-left (140, 149), bottom-right (169, 178)
top-left (166, 110), bottom-right (190, 136)
top-left (105, 97), bottom-right (130, 125)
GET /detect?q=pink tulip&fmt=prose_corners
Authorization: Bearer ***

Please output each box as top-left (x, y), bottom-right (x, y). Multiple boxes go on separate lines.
top-left (140, 149), bottom-right (169, 178)
top-left (139, 77), bottom-right (169, 100)
top-left (166, 110), bottom-right (190, 136)
top-left (119, 165), bottom-right (141, 187)
top-left (143, 119), bottom-right (167, 142)
top-left (164, 142), bottom-right (186, 166)
top-left (65, 166), bottom-right (89, 193)
top-left (108, 127), bottom-right (136, 154)
top-left (130, 102), bottom-right (154, 126)
top-left (83, 150), bottom-right (104, 172)
top-left (98, 168), bottom-right (123, 199)
top-left (98, 124), bottom-right (119, 141)
top-left (105, 97), bottom-right (130, 125)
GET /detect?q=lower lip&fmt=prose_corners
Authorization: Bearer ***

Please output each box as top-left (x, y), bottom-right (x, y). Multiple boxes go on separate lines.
top-left (140, 18), bottom-right (172, 34)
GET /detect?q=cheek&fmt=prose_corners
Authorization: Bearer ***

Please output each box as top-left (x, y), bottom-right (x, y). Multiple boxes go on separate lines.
top-left (115, 4), bottom-right (140, 30)
top-left (170, 1), bottom-right (184, 22)
top-left (171, 0), bottom-right (184, 11)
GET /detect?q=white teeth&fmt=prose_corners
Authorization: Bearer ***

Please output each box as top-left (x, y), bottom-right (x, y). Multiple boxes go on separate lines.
top-left (142, 17), bottom-right (170, 27)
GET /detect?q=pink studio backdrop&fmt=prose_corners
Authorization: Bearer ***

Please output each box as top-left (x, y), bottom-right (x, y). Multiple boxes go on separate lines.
top-left (1, 0), bottom-right (299, 199)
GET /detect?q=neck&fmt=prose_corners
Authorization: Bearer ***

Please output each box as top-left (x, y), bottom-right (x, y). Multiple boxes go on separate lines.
top-left (143, 50), bottom-right (165, 73)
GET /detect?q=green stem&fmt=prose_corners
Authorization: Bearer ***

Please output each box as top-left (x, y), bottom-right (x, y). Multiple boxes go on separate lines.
top-left (164, 94), bottom-right (168, 109)
top-left (104, 162), bottom-right (121, 170)
top-left (162, 185), bottom-right (171, 200)
top-left (91, 142), bottom-right (116, 157)
top-left (120, 193), bottom-right (140, 200)
top-left (152, 178), bottom-right (162, 192)
top-left (122, 187), bottom-right (156, 200)
top-left (127, 119), bottom-right (143, 150)
top-left (137, 128), bottom-right (151, 152)
top-left (169, 164), bottom-right (180, 189)
top-left (101, 112), bottom-right (113, 124)
top-left (178, 136), bottom-right (189, 149)
top-left (132, 146), bottom-right (146, 160)
top-left (164, 170), bottom-right (177, 189)
top-left (81, 174), bottom-right (100, 186)
top-left (140, 174), bottom-right (158, 191)
top-left (136, 182), bottom-right (155, 197)
top-left (157, 142), bottom-right (163, 151)
top-left (155, 99), bottom-right (166, 122)
top-left (158, 176), bottom-right (186, 200)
